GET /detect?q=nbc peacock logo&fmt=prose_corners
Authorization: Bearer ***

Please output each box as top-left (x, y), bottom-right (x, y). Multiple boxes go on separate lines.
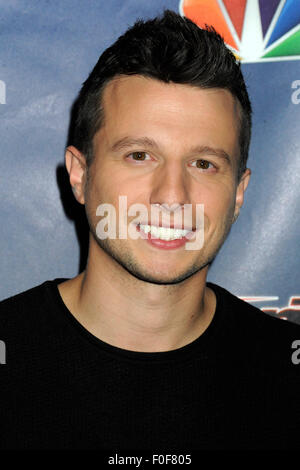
top-left (179, 0), bottom-right (300, 62)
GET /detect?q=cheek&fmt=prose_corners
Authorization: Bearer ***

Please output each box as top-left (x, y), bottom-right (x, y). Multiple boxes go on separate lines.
top-left (85, 175), bottom-right (141, 226)
top-left (85, 167), bottom-right (114, 206)
top-left (83, 170), bottom-right (110, 228)
top-left (201, 184), bottom-right (236, 222)
top-left (88, 161), bottom-right (136, 204)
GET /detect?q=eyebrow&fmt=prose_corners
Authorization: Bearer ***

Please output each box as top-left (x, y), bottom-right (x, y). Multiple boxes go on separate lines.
top-left (111, 137), bottom-right (159, 152)
top-left (110, 136), bottom-right (232, 164)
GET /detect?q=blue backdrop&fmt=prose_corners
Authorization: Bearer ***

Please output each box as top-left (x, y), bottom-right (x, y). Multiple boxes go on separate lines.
top-left (1, 0), bottom-right (299, 323)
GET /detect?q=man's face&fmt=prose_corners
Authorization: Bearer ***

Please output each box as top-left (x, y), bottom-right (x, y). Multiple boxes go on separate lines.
top-left (82, 75), bottom-right (250, 284)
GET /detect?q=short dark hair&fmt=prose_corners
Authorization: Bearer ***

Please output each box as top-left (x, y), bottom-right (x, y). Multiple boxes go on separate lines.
top-left (68, 9), bottom-right (252, 181)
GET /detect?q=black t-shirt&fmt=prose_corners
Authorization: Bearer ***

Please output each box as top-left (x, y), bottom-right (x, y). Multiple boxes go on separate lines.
top-left (0, 279), bottom-right (299, 450)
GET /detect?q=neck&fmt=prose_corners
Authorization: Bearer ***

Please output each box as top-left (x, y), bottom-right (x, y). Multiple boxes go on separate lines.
top-left (58, 241), bottom-right (216, 352)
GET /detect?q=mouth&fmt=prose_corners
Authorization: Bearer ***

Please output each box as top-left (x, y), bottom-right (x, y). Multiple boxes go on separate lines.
top-left (136, 223), bottom-right (196, 241)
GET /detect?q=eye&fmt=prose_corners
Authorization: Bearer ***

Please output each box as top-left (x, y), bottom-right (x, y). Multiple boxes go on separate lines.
top-left (126, 151), bottom-right (151, 162)
top-left (190, 159), bottom-right (216, 171)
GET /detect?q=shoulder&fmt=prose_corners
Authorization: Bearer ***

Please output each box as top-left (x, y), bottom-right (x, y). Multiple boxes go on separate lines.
top-left (208, 282), bottom-right (300, 366)
top-left (209, 281), bottom-right (300, 333)
top-left (0, 279), bottom-right (67, 331)
top-left (0, 279), bottom-right (73, 370)
top-left (1, 281), bottom-right (50, 313)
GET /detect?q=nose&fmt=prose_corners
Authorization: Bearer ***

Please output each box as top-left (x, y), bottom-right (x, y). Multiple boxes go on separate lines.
top-left (150, 160), bottom-right (190, 209)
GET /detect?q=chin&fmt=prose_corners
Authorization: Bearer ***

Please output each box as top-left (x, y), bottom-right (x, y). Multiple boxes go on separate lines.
top-left (93, 230), bottom-right (215, 284)
top-left (126, 262), bottom-right (205, 285)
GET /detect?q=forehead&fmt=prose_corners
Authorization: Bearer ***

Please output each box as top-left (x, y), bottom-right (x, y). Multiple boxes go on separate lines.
top-left (97, 75), bottom-right (241, 160)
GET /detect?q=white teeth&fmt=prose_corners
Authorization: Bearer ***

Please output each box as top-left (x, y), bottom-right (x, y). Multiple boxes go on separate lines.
top-left (139, 224), bottom-right (190, 241)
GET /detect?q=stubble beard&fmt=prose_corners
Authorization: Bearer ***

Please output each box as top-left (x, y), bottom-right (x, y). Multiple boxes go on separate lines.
top-left (86, 211), bottom-right (234, 286)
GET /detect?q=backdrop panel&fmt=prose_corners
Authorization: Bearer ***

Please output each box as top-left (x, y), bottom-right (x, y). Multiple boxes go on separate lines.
top-left (1, 0), bottom-right (299, 324)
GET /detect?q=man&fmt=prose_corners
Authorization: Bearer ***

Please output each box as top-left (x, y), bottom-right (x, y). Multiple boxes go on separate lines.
top-left (0, 10), bottom-right (299, 451)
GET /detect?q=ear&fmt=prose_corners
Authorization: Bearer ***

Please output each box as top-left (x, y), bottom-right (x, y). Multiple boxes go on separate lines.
top-left (65, 145), bottom-right (87, 205)
top-left (233, 168), bottom-right (251, 222)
